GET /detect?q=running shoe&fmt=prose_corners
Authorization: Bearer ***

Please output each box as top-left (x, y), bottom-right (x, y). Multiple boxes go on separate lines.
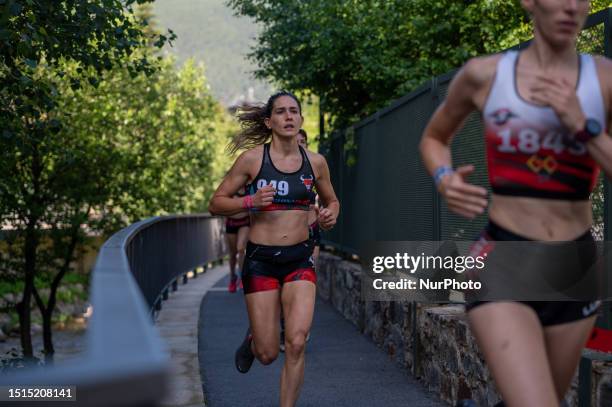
top-left (235, 328), bottom-right (254, 373)
top-left (455, 400), bottom-right (477, 407)
top-left (228, 276), bottom-right (237, 293)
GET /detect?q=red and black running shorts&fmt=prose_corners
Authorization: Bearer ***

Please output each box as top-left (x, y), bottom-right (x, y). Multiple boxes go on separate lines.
top-left (225, 216), bottom-right (250, 234)
top-left (241, 240), bottom-right (316, 294)
top-left (466, 220), bottom-right (601, 326)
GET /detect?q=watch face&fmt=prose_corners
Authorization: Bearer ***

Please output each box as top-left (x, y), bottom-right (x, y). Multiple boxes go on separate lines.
top-left (585, 119), bottom-right (602, 137)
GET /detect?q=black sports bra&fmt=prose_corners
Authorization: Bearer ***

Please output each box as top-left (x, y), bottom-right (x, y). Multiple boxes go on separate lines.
top-left (246, 143), bottom-right (316, 211)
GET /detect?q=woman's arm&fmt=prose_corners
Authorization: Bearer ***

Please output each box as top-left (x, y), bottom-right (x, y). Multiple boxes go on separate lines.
top-left (311, 154), bottom-right (339, 230)
top-left (419, 57), bottom-right (492, 219)
top-left (587, 132), bottom-right (612, 180)
top-left (208, 149), bottom-right (275, 215)
top-left (530, 57), bottom-right (612, 180)
top-left (586, 57), bottom-right (612, 180)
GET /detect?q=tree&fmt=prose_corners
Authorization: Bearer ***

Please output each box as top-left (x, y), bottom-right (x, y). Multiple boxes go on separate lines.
top-left (58, 56), bottom-right (233, 226)
top-left (14, 55), bottom-right (232, 365)
top-left (0, 0), bottom-right (172, 363)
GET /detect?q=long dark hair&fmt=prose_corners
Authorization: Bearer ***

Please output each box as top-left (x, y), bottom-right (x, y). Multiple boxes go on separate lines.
top-left (229, 91), bottom-right (302, 154)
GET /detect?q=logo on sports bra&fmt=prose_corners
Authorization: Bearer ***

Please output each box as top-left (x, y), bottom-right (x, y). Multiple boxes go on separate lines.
top-left (489, 108), bottom-right (518, 126)
top-left (526, 155), bottom-right (558, 175)
top-left (300, 174), bottom-right (314, 191)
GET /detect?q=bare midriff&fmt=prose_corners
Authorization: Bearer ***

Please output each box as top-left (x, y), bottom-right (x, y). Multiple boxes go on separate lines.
top-left (248, 210), bottom-right (310, 245)
top-left (489, 195), bottom-right (592, 241)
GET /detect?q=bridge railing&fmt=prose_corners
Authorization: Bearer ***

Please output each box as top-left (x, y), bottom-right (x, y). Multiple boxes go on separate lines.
top-left (0, 214), bottom-right (226, 406)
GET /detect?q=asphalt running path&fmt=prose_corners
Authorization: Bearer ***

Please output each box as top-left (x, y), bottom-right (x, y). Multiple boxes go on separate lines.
top-left (198, 275), bottom-right (445, 407)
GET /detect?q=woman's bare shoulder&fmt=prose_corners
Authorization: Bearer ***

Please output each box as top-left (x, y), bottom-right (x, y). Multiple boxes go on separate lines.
top-left (461, 53), bottom-right (503, 88)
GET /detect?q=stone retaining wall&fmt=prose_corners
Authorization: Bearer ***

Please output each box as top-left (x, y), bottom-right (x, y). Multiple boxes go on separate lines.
top-left (317, 251), bottom-right (612, 406)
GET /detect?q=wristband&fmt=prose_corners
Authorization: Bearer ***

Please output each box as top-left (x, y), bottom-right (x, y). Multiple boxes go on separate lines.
top-left (242, 195), bottom-right (253, 209)
top-left (433, 166), bottom-right (454, 187)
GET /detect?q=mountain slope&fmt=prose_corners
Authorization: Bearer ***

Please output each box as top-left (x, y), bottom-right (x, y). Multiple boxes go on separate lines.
top-left (153, 0), bottom-right (272, 104)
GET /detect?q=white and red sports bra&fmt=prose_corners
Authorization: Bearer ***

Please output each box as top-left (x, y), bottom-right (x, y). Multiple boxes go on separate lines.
top-left (483, 51), bottom-right (607, 200)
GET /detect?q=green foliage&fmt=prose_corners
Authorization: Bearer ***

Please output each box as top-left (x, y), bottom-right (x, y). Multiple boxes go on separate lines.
top-left (56, 55), bottom-right (233, 225)
top-left (0, 0), bottom-right (229, 360)
top-left (0, 1), bottom-right (174, 150)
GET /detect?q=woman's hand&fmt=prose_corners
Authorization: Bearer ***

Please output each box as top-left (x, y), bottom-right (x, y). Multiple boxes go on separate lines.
top-left (438, 165), bottom-right (488, 219)
top-left (530, 75), bottom-right (586, 134)
top-left (318, 207), bottom-right (337, 230)
top-left (247, 185), bottom-right (275, 209)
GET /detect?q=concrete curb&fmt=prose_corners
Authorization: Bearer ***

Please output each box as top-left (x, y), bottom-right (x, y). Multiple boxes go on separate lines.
top-left (157, 265), bottom-right (228, 406)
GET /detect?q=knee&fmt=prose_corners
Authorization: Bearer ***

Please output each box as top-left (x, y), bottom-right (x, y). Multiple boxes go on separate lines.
top-left (284, 332), bottom-right (307, 357)
top-left (253, 348), bottom-right (278, 365)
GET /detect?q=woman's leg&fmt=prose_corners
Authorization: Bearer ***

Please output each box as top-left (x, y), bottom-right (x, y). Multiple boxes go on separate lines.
top-left (468, 302), bottom-right (558, 407)
top-left (225, 233), bottom-right (238, 292)
top-left (236, 226), bottom-right (250, 272)
top-left (544, 316), bottom-right (596, 400)
top-left (225, 233), bottom-right (238, 278)
top-left (245, 289), bottom-right (282, 365)
top-left (279, 280), bottom-right (316, 407)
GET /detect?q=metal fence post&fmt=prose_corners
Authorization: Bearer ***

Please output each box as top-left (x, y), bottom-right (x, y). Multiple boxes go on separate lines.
top-left (578, 356), bottom-right (592, 407)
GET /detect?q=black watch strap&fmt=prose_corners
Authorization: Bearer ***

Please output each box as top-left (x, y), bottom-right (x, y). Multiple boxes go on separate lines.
top-left (574, 118), bottom-right (602, 143)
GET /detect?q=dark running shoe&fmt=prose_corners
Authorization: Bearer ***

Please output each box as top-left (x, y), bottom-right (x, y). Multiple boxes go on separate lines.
top-left (235, 328), bottom-right (254, 373)
top-left (455, 400), bottom-right (477, 407)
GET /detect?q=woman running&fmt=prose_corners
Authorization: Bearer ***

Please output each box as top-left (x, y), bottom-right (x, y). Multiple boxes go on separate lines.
top-left (208, 91), bottom-right (339, 407)
top-left (224, 187), bottom-right (250, 293)
top-left (420, 0), bottom-right (612, 406)
top-left (297, 129), bottom-right (321, 266)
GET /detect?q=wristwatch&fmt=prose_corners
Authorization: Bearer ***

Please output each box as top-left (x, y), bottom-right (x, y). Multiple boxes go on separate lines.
top-left (574, 118), bottom-right (602, 143)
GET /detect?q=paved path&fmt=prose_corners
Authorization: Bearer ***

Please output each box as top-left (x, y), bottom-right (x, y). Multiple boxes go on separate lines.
top-left (158, 266), bottom-right (228, 407)
top-left (198, 273), bottom-right (446, 407)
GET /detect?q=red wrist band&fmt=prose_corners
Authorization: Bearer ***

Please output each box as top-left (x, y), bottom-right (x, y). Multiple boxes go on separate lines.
top-left (242, 195), bottom-right (253, 209)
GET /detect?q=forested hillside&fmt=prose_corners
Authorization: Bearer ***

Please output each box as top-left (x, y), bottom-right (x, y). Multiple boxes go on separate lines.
top-left (153, 0), bottom-right (272, 104)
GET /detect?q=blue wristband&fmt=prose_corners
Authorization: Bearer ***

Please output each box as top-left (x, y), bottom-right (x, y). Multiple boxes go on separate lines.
top-left (433, 166), bottom-right (454, 187)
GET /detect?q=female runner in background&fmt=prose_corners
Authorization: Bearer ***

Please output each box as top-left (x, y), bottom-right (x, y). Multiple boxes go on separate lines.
top-left (224, 187), bottom-right (250, 292)
top-left (297, 129), bottom-right (321, 267)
